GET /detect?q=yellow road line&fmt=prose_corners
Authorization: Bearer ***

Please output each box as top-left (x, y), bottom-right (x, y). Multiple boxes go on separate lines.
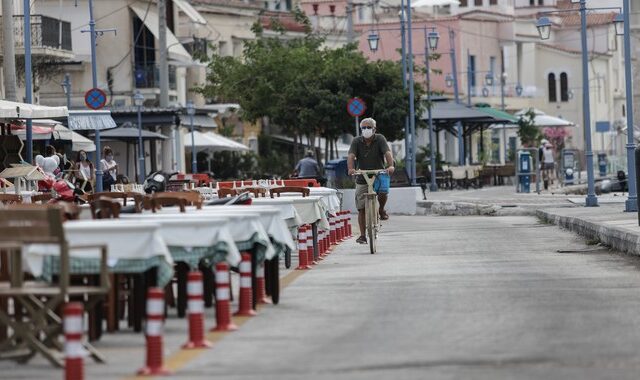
top-left (123, 268), bottom-right (309, 379)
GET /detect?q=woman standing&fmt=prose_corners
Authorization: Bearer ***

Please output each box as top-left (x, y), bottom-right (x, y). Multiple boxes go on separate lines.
top-left (74, 149), bottom-right (95, 192)
top-left (100, 146), bottom-right (118, 190)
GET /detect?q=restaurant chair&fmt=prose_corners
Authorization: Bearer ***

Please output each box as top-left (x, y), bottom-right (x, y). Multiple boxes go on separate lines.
top-left (89, 197), bottom-right (122, 220)
top-left (150, 195), bottom-right (187, 213)
top-left (270, 186), bottom-right (310, 198)
top-left (30, 193), bottom-right (52, 204)
top-left (244, 187), bottom-right (267, 198)
top-left (0, 205), bottom-right (109, 367)
top-left (153, 191), bottom-right (203, 209)
top-left (217, 188), bottom-right (238, 198)
top-left (87, 192), bottom-right (129, 206)
top-left (0, 193), bottom-right (22, 205)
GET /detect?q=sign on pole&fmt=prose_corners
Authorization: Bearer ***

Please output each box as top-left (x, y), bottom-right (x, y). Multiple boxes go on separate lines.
top-left (347, 97), bottom-right (366, 136)
top-left (84, 88), bottom-right (107, 110)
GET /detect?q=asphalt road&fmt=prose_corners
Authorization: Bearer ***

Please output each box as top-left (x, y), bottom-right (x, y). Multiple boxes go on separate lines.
top-left (182, 215), bottom-right (640, 380)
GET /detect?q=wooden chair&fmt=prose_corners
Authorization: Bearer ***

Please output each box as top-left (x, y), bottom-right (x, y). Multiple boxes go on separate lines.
top-left (150, 195), bottom-right (187, 213)
top-left (270, 186), bottom-right (310, 198)
top-left (217, 188), bottom-right (238, 198)
top-left (0, 205), bottom-right (109, 366)
top-left (244, 187), bottom-right (267, 198)
top-left (89, 197), bottom-right (122, 219)
top-left (153, 191), bottom-right (203, 209)
top-left (87, 192), bottom-right (129, 206)
top-left (31, 193), bottom-right (52, 204)
top-left (0, 193), bottom-right (22, 205)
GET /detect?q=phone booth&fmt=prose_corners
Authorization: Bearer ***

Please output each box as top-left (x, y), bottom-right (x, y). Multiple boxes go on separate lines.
top-left (597, 153), bottom-right (607, 177)
top-left (562, 150), bottom-right (576, 185)
top-left (518, 151), bottom-right (531, 193)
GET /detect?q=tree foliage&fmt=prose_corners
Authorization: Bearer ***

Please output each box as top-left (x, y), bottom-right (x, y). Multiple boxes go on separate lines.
top-left (198, 11), bottom-right (425, 148)
top-left (517, 108), bottom-right (540, 147)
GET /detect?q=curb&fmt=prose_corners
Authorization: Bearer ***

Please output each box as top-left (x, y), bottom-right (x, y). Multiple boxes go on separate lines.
top-left (536, 209), bottom-right (640, 257)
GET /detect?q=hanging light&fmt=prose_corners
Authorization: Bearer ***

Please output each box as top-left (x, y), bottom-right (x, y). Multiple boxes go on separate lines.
top-left (484, 73), bottom-right (494, 86)
top-left (367, 32), bottom-right (380, 53)
top-left (614, 13), bottom-right (624, 36)
top-left (445, 74), bottom-right (454, 88)
top-left (133, 91), bottom-right (144, 107)
top-left (427, 31), bottom-right (439, 51)
top-left (515, 83), bottom-right (523, 96)
top-left (536, 17), bottom-right (552, 40)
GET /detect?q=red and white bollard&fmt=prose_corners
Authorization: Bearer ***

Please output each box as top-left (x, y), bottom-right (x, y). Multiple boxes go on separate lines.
top-left (138, 288), bottom-right (172, 376)
top-left (329, 216), bottom-right (337, 246)
top-left (234, 253), bottom-right (256, 317)
top-left (318, 229), bottom-right (326, 259)
top-left (341, 211), bottom-right (349, 239)
top-left (306, 225), bottom-right (317, 265)
top-left (64, 302), bottom-right (84, 380)
top-left (337, 212), bottom-right (345, 242)
top-left (182, 271), bottom-right (212, 349)
top-left (255, 262), bottom-right (271, 304)
top-left (212, 262), bottom-right (237, 332)
top-left (296, 225), bottom-right (311, 270)
top-left (346, 211), bottom-right (353, 237)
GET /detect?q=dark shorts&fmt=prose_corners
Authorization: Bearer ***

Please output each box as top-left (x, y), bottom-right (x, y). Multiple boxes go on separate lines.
top-left (543, 162), bottom-right (555, 170)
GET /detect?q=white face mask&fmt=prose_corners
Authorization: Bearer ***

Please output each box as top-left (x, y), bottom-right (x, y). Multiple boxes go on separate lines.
top-left (361, 128), bottom-right (374, 138)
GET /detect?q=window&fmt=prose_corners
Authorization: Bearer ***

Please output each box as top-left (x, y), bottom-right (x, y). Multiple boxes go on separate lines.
top-left (560, 72), bottom-right (569, 102)
top-left (489, 0), bottom-right (497, 4)
top-left (529, 0), bottom-right (535, 5)
top-left (548, 73), bottom-right (557, 102)
top-left (460, 0), bottom-right (468, 6)
top-left (489, 56), bottom-right (496, 79)
top-left (469, 55), bottom-right (476, 90)
top-left (538, 0), bottom-right (544, 4)
top-left (474, 0), bottom-right (482, 5)
top-left (358, 5), bottom-right (365, 20)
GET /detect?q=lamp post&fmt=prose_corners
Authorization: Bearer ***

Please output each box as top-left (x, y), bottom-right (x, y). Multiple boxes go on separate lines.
top-left (534, 1), bottom-right (627, 207)
top-left (501, 71), bottom-right (507, 164)
top-left (424, 27), bottom-right (439, 192)
top-left (399, 1), bottom-right (411, 177)
top-left (187, 101), bottom-right (197, 174)
top-left (61, 73), bottom-right (71, 109)
top-left (23, 0), bottom-right (33, 164)
top-left (134, 91), bottom-right (145, 184)
top-left (619, 0), bottom-right (638, 212)
top-left (406, 0), bottom-right (417, 185)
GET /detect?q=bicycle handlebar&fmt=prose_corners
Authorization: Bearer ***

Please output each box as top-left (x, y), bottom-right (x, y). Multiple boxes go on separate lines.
top-left (351, 169), bottom-right (388, 176)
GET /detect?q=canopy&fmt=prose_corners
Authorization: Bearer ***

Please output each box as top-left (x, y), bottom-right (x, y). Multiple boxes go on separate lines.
top-left (92, 126), bottom-right (167, 141)
top-left (0, 100), bottom-right (68, 119)
top-left (129, 3), bottom-right (192, 62)
top-left (185, 131), bottom-right (250, 152)
top-left (173, 0), bottom-right (207, 25)
top-left (412, 0), bottom-right (460, 6)
top-left (474, 104), bottom-right (519, 124)
top-left (515, 108), bottom-right (574, 127)
top-left (9, 120), bottom-right (96, 151)
top-left (67, 110), bottom-right (117, 131)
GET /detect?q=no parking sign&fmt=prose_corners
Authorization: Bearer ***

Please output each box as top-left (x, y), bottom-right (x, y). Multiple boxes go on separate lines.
top-left (347, 97), bottom-right (366, 136)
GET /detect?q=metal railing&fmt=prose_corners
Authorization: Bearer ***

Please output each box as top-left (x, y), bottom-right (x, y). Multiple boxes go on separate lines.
top-left (133, 63), bottom-right (177, 90)
top-left (2, 15), bottom-right (72, 51)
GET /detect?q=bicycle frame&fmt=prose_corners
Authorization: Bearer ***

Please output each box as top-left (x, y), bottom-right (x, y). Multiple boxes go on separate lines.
top-left (354, 169), bottom-right (385, 254)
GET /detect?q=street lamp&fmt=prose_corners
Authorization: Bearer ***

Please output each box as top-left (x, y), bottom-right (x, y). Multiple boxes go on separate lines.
top-left (133, 91), bottom-right (145, 184)
top-left (484, 73), bottom-right (494, 86)
top-left (424, 27), bottom-right (439, 192)
top-left (427, 31), bottom-right (439, 51)
top-left (536, 17), bottom-right (552, 40)
top-left (187, 100), bottom-right (197, 174)
top-left (515, 83), bottom-right (523, 96)
top-left (534, 0), bottom-right (626, 207)
top-left (367, 32), bottom-right (380, 52)
top-left (445, 74), bottom-right (454, 88)
top-left (614, 13), bottom-right (624, 36)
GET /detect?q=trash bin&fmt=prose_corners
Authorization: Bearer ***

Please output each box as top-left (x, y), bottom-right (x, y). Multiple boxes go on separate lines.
top-left (325, 159), bottom-right (348, 188)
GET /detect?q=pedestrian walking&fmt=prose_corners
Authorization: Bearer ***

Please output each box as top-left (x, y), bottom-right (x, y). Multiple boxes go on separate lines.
top-left (294, 150), bottom-right (321, 178)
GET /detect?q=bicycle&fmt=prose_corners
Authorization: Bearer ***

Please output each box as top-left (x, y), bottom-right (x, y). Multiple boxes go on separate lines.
top-left (353, 169), bottom-right (386, 254)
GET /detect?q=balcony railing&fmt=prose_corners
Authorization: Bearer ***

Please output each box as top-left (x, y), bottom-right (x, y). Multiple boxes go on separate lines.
top-left (134, 63), bottom-right (177, 90)
top-left (1, 15), bottom-right (72, 52)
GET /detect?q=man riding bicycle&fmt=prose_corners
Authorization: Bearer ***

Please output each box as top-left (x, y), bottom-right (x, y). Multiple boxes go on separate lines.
top-left (347, 117), bottom-right (395, 245)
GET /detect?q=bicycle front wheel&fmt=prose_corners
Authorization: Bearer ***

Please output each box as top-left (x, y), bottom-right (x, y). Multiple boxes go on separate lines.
top-left (366, 195), bottom-right (377, 254)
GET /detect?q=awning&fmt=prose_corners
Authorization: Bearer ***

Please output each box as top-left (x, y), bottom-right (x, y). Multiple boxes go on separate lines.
top-left (422, 101), bottom-right (498, 122)
top-left (515, 108), bottom-right (574, 127)
top-left (0, 100), bottom-right (68, 119)
top-left (93, 126), bottom-right (167, 141)
top-left (185, 130), bottom-right (249, 152)
top-left (129, 3), bottom-right (192, 63)
top-left (67, 110), bottom-right (117, 131)
top-left (474, 104), bottom-right (519, 124)
top-left (10, 120), bottom-right (96, 151)
top-left (173, 0), bottom-right (207, 25)
top-left (56, 125), bottom-right (96, 152)
top-left (189, 114), bottom-right (218, 128)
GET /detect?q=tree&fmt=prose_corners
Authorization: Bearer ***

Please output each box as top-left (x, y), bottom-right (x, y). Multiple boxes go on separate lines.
top-left (517, 108), bottom-right (540, 147)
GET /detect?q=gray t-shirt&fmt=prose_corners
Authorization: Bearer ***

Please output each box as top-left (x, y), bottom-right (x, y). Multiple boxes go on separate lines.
top-left (295, 157), bottom-right (320, 177)
top-left (348, 134), bottom-right (390, 184)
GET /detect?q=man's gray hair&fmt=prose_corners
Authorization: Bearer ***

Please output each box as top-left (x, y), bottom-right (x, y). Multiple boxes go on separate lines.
top-left (360, 117), bottom-right (376, 129)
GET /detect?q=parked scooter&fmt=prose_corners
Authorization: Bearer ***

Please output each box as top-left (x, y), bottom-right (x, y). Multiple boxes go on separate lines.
top-left (143, 171), bottom-right (178, 194)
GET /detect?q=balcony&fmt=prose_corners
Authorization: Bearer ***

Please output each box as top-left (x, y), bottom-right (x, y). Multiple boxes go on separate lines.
top-left (134, 63), bottom-right (177, 90)
top-left (0, 15), bottom-right (73, 59)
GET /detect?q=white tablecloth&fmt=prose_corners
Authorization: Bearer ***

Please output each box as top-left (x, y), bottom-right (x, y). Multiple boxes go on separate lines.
top-left (119, 214), bottom-right (241, 266)
top-left (253, 196), bottom-right (329, 229)
top-left (24, 220), bottom-right (172, 277)
top-left (142, 209), bottom-right (276, 260)
top-left (278, 187), bottom-right (341, 213)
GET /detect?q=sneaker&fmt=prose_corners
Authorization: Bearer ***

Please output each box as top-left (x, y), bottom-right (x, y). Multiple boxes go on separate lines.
top-left (356, 236), bottom-right (367, 244)
top-left (379, 209), bottom-right (389, 220)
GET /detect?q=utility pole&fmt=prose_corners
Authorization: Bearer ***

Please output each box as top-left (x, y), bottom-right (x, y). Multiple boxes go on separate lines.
top-left (500, 47), bottom-right (507, 165)
top-left (346, 0), bottom-right (354, 43)
top-left (158, 0), bottom-right (169, 108)
top-left (2, 0), bottom-right (17, 101)
top-left (400, 1), bottom-right (411, 177)
top-left (406, 0), bottom-right (417, 185)
top-left (23, 0), bottom-right (34, 163)
top-left (449, 28), bottom-right (463, 166)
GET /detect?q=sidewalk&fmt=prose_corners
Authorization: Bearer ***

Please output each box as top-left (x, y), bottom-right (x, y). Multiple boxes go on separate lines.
top-left (420, 185), bottom-right (640, 258)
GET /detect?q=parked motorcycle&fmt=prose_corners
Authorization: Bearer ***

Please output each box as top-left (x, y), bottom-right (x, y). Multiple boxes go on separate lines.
top-left (143, 171), bottom-right (178, 194)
